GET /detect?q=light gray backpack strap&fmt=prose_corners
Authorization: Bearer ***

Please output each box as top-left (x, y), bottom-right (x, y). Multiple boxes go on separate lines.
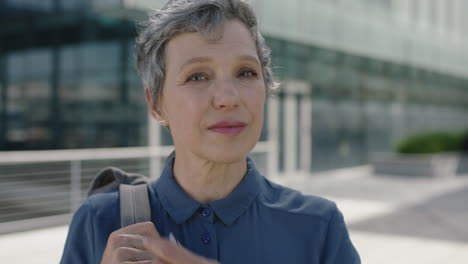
top-left (119, 184), bottom-right (151, 228)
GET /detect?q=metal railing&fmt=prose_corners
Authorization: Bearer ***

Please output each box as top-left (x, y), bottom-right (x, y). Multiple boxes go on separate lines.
top-left (0, 142), bottom-right (271, 234)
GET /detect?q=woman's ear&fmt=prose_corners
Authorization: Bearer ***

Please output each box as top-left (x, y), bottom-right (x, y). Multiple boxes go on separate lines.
top-left (145, 88), bottom-right (168, 126)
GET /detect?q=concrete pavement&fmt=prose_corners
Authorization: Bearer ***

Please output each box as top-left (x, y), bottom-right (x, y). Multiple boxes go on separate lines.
top-left (2, 166), bottom-right (468, 263)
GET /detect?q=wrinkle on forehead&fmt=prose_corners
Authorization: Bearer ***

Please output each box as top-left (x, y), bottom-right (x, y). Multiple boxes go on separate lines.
top-left (166, 20), bottom-right (258, 69)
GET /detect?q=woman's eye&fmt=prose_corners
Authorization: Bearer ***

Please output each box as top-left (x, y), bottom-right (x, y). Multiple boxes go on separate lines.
top-left (238, 70), bottom-right (258, 78)
top-left (187, 73), bottom-right (207, 82)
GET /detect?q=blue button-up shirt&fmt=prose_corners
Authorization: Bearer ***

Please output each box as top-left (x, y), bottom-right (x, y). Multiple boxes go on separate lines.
top-left (61, 153), bottom-right (360, 263)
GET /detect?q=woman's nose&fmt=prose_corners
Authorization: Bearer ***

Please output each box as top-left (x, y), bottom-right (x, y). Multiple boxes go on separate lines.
top-left (212, 79), bottom-right (240, 110)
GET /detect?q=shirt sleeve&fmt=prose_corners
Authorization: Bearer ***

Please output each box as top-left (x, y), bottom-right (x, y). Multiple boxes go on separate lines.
top-left (60, 200), bottom-right (96, 264)
top-left (320, 206), bottom-right (361, 264)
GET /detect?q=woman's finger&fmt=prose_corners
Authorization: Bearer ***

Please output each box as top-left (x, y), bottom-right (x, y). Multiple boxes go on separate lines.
top-left (121, 260), bottom-right (169, 264)
top-left (107, 233), bottom-right (146, 250)
top-left (101, 222), bottom-right (163, 264)
top-left (121, 256), bottom-right (171, 264)
top-left (116, 247), bottom-right (152, 262)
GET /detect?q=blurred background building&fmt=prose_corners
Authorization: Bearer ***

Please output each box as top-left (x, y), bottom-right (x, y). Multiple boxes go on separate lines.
top-left (1, 0), bottom-right (468, 227)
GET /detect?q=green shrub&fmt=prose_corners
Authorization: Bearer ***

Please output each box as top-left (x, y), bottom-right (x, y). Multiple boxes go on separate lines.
top-left (396, 131), bottom-right (466, 154)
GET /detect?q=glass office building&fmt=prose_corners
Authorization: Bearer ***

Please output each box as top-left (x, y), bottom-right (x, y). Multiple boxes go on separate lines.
top-left (1, 0), bottom-right (468, 172)
top-left (0, 0), bottom-right (148, 151)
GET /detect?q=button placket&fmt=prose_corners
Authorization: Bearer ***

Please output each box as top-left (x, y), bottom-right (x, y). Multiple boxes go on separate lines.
top-left (197, 216), bottom-right (218, 259)
top-left (201, 232), bottom-right (211, 244)
top-left (201, 207), bottom-right (211, 217)
top-left (199, 206), bottom-right (214, 223)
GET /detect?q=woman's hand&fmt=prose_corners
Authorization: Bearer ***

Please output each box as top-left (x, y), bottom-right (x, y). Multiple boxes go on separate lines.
top-left (100, 222), bottom-right (219, 264)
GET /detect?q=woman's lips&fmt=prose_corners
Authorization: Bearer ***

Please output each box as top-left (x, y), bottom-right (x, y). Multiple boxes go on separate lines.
top-left (209, 126), bottom-right (245, 135)
top-left (208, 121), bottom-right (247, 135)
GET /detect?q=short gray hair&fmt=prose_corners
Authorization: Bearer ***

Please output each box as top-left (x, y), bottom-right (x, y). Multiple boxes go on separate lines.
top-left (135, 0), bottom-right (279, 106)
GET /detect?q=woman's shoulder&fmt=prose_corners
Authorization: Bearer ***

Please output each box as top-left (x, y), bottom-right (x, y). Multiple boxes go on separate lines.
top-left (62, 190), bottom-right (121, 263)
top-left (79, 190), bottom-right (120, 220)
top-left (256, 177), bottom-right (338, 222)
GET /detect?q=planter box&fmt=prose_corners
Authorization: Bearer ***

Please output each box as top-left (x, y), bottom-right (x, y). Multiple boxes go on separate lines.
top-left (371, 152), bottom-right (460, 178)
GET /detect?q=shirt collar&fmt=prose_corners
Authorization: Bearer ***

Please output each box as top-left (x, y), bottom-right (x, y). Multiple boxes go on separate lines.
top-left (210, 156), bottom-right (262, 226)
top-left (152, 151), bottom-right (201, 224)
top-left (151, 151), bottom-right (262, 226)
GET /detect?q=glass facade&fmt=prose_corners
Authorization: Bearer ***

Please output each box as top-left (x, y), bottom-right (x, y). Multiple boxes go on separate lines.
top-left (1, 0), bottom-right (468, 172)
top-left (268, 37), bottom-right (468, 171)
top-left (0, 1), bottom-right (148, 150)
top-left (255, 0), bottom-right (468, 171)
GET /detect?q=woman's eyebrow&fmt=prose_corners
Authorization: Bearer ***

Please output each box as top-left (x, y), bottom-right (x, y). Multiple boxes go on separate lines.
top-left (178, 57), bottom-right (212, 73)
top-left (178, 54), bottom-right (260, 73)
top-left (237, 55), bottom-right (261, 66)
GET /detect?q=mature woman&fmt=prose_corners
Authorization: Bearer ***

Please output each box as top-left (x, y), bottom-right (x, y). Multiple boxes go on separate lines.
top-left (61, 0), bottom-right (360, 263)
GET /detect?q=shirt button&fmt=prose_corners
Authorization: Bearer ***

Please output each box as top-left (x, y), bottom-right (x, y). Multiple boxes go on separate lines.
top-left (201, 207), bottom-right (211, 217)
top-left (201, 232), bottom-right (211, 244)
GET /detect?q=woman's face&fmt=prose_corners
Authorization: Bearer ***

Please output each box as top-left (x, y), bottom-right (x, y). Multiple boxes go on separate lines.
top-left (150, 20), bottom-right (266, 163)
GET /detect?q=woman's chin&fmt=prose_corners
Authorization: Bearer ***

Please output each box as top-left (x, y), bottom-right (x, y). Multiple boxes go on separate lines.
top-left (208, 152), bottom-right (246, 164)
top-left (202, 146), bottom-right (252, 164)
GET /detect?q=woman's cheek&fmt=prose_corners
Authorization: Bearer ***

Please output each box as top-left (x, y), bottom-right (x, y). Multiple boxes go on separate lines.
top-left (248, 84), bottom-right (266, 107)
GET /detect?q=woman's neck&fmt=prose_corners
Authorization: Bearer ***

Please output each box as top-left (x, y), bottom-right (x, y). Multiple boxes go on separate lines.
top-left (172, 152), bottom-right (247, 204)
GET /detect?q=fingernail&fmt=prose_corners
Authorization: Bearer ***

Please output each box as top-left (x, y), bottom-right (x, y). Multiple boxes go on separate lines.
top-left (169, 232), bottom-right (182, 247)
top-left (169, 233), bottom-right (177, 244)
